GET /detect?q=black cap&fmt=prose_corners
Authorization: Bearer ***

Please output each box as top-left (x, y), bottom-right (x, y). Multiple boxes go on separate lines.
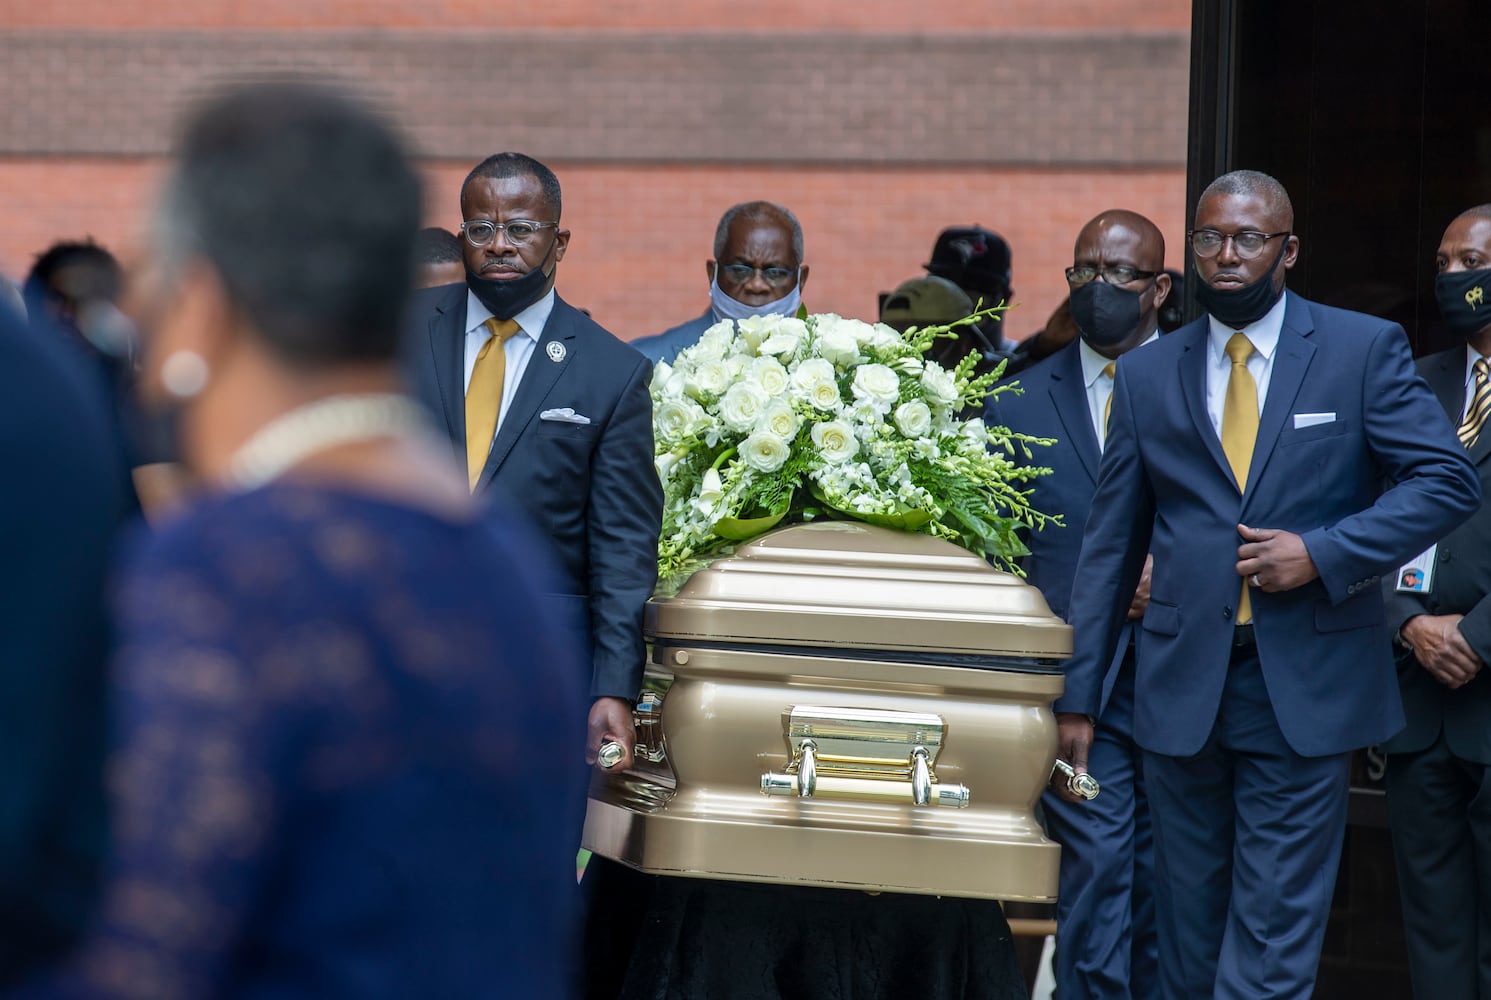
top-left (924, 226), bottom-right (1012, 297)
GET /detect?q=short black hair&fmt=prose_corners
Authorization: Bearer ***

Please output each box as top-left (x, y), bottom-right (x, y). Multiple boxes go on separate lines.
top-left (415, 227), bottom-right (463, 265)
top-left (156, 80), bottom-right (422, 368)
top-left (1200, 169), bottom-right (1294, 227)
top-left (462, 152), bottom-right (562, 221)
top-left (26, 239), bottom-right (122, 304)
top-left (713, 201), bottom-right (804, 262)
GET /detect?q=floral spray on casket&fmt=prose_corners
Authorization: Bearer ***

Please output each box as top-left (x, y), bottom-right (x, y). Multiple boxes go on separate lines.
top-left (583, 304), bottom-right (1078, 904)
top-left (651, 306), bottom-right (1060, 590)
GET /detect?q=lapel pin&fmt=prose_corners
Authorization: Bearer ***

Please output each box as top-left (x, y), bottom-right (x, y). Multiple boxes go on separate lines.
top-left (547, 341), bottom-right (567, 363)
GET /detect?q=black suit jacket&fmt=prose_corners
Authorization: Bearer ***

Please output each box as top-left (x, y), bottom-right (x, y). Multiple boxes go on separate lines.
top-left (1383, 346), bottom-right (1491, 763)
top-left (404, 286), bottom-right (662, 700)
top-left (0, 312), bottom-right (127, 983)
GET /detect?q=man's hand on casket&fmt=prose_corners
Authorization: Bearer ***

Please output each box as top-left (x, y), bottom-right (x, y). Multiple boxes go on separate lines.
top-left (587, 696), bottom-right (636, 771)
top-left (1053, 712), bottom-right (1094, 803)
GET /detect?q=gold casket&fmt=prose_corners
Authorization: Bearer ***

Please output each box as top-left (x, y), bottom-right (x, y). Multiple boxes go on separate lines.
top-left (582, 520), bottom-right (1072, 901)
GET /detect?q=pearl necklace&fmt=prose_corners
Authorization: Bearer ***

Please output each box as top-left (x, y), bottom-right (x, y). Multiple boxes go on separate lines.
top-left (225, 393), bottom-right (429, 491)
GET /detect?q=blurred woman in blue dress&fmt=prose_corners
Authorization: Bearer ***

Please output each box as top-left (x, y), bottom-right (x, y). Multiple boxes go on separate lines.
top-left (13, 82), bottom-right (588, 1000)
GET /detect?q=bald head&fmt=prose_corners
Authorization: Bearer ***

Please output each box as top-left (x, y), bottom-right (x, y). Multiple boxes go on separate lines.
top-left (1074, 210), bottom-right (1166, 272)
top-left (1197, 169), bottom-right (1294, 232)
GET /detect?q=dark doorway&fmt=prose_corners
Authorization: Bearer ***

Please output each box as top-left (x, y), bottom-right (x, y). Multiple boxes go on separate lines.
top-left (1187, 0), bottom-right (1491, 355)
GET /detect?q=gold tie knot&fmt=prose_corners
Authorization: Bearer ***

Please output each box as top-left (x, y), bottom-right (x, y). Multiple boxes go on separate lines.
top-left (1225, 332), bottom-right (1254, 366)
top-left (483, 316), bottom-right (521, 343)
top-left (1476, 357), bottom-right (1490, 381)
top-left (1102, 361), bottom-right (1116, 380)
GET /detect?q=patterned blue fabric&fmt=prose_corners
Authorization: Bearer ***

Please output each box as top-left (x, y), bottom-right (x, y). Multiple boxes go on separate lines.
top-left (20, 484), bottom-right (587, 1000)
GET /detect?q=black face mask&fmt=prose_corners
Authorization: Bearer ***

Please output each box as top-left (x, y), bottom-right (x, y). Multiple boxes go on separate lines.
top-left (1435, 267), bottom-right (1491, 339)
top-left (1069, 278), bottom-right (1149, 349)
top-left (464, 241), bottom-right (557, 320)
top-left (1194, 239), bottom-right (1289, 329)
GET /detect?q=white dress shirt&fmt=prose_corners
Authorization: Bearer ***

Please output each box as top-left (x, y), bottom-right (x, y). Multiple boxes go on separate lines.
top-left (1204, 291), bottom-right (1288, 438)
top-left (1464, 345), bottom-right (1490, 421)
top-left (463, 288), bottom-right (556, 435)
top-left (1079, 332), bottom-right (1158, 452)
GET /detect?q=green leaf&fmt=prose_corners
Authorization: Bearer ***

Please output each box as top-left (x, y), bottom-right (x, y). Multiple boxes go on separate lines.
top-left (713, 508), bottom-right (788, 541)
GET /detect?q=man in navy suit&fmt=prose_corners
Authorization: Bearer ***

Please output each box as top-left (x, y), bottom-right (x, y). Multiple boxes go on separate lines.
top-left (993, 210), bottom-right (1170, 999)
top-left (1057, 170), bottom-right (1480, 999)
top-left (405, 153), bottom-right (662, 773)
top-left (631, 201), bottom-right (808, 365)
top-left (1382, 205), bottom-right (1491, 1000)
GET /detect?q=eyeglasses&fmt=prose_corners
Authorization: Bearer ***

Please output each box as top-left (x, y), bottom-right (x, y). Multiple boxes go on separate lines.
top-left (1188, 229), bottom-right (1290, 260)
top-left (718, 263), bottom-right (799, 289)
top-left (1064, 265), bottom-right (1159, 287)
top-left (460, 219), bottom-right (559, 248)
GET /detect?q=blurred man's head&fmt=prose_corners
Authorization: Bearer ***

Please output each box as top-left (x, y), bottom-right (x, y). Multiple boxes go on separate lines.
top-left (707, 201), bottom-right (808, 321)
top-left (141, 80), bottom-right (422, 395)
top-left (25, 239), bottom-right (122, 326)
top-left (879, 276), bottom-right (974, 334)
top-left (925, 226), bottom-right (1013, 309)
top-left (414, 227), bottom-right (465, 289)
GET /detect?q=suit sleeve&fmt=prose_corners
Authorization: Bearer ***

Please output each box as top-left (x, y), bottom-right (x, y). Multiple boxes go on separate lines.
top-left (1058, 365), bottom-right (1153, 717)
top-left (1300, 323), bottom-right (1480, 605)
top-left (586, 354), bottom-right (664, 699)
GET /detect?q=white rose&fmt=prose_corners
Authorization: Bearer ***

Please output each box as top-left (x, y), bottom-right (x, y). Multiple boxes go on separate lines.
top-left (811, 420), bottom-right (859, 463)
top-left (655, 399), bottom-right (698, 444)
top-left (815, 323), bottom-right (862, 368)
top-left (868, 323), bottom-right (904, 351)
top-left (747, 356), bottom-right (790, 397)
top-left (686, 358), bottom-right (731, 398)
top-left (719, 382), bottom-right (770, 433)
top-left (851, 363), bottom-right (901, 409)
top-left (894, 399), bottom-right (933, 439)
top-left (740, 432), bottom-right (790, 473)
top-left (758, 319), bottom-right (807, 359)
top-left (791, 357), bottom-right (843, 411)
top-left (691, 322), bottom-right (735, 361)
top-left (735, 315), bottom-right (781, 351)
top-left (757, 400), bottom-right (801, 440)
top-left (920, 363), bottom-right (960, 405)
top-left (650, 360), bottom-right (673, 394)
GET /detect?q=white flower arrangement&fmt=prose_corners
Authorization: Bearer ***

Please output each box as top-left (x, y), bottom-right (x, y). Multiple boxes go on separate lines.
top-left (652, 307), bottom-right (1059, 588)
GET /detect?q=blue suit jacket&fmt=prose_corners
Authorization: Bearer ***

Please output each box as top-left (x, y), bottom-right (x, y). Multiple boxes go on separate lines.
top-left (1063, 292), bottom-right (1480, 758)
top-left (405, 286), bottom-right (663, 700)
top-left (629, 309), bottom-right (716, 365)
top-left (990, 340), bottom-right (1135, 716)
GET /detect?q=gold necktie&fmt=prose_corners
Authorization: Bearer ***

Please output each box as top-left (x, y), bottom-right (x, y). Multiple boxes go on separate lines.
top-left (1222, 333), bottom-right (1259, 624)
top-left (1460, 358), bottom-right (1491, 450)
top-left (1102, 361), bottom-right (1117, 445)
top-left (466, 317), bottom-right (521, 490)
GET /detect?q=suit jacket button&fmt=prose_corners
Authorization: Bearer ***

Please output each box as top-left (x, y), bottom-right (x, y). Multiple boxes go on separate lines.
top-left (1223, 607), bottom-right (1233, 621)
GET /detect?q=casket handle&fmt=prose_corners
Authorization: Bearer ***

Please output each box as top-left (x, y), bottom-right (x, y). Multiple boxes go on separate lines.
top-left (760, 767), bottom-right (970, 808)
top-left (797, 739), bottom-right (818, 797)
top-left (910, 746), bottom-right (931, 806)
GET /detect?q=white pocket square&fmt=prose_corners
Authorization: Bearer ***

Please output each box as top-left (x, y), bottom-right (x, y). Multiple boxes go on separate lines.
top-left (1292, 412), bottom-right (1335, 429)
top-left (540, 407), bottom-right (592, 425)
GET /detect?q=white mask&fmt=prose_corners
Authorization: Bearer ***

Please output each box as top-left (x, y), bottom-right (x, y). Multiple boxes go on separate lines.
top-left (709, 271), bottom-right (802, 324)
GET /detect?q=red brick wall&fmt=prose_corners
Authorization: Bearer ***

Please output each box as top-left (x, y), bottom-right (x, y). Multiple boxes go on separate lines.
top-left (1, 1), bottom-right (1189, 31)
top-left (0, 158), bottom-right (1186, 342)
top-left (0, 0), bottom-right (1191, 341)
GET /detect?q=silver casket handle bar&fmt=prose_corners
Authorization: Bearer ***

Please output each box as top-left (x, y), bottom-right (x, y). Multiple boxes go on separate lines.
top-left (762, 741), bottom-right (970, 808)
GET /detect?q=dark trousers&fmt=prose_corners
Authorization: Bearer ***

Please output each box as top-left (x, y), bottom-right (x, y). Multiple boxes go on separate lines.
top-left (1143, 648), bottom-right (1351, 1000)
top-left (1386, 731), bottom-right (1491, 1000)
top-left (1043, 657), bottom-right (1157, 1000)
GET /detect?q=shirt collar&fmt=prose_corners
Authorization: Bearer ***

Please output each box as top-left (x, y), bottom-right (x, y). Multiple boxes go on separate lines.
top-left (1467, 344), bottom-right (1490, 387)
top-left (464, 287), bottom-right (555, 342)
top-left (1207, 290), bottom-right (1287, 364)
top-left (1077, 331), bottom-right (1160, 388)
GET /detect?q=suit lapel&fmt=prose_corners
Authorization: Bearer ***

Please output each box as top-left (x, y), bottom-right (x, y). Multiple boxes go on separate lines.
top-left (1047, 345), bottom-right (1101, 484)
top-left (1177, 320), bottom-right (1234, 487)
top-left (426, 290), bottom-right (467, 450)
top-left (476, 297), bottom-right (577, 491)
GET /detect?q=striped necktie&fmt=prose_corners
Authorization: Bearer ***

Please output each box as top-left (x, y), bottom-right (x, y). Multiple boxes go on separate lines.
top-left (1460, 357), bottom-right (1491, 450)
top-left (465, 317), bottom-right (522, 490)
top-left (1222, 333), bottom-right (1259, 624)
